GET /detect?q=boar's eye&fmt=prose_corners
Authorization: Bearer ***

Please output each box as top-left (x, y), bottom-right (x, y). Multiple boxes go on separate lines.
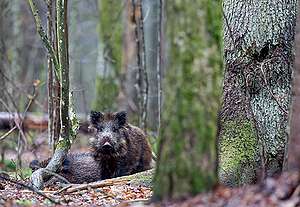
top-left (90, 111), bottom-right (104, 125)
top-left (112, 126), bottom-right (118, 132)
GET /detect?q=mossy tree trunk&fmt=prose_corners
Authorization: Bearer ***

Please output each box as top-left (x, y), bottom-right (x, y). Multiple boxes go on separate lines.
top-left (28, 0), bottom-right (76, 190)
top-left (153, 0), bottom-right (222, 200)
top-left (218, 0), bottom-right (297, 186)
top-left (93, 0), bottom-right (122, 112)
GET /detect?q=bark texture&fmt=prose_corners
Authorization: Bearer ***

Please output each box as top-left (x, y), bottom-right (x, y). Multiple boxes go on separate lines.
top-left (218, 0), bottom-right (297, 186)
top-left (118, 0), bottom-right (139, 117)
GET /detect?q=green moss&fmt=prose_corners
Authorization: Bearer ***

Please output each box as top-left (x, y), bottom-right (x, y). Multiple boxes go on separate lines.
top-left (55, 138), bottom-right (71, 150)
top-left (98, 0), bottom-right (123, 71)
top-left (128, 169), bottom-right (154, 188)
top-left (92, 76), bottom-right (118, 111)
top-left (219, 119), bottom-right (258, 184)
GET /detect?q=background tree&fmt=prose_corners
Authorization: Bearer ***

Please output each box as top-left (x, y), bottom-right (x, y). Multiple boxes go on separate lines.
top-left (143, 0), bottom-right (163, 137)
top-left (218, 0), bottom-right (297, 186)
top-left (154, 0), bottom-right (222, 200)
top-left (118, 0), bottom-right (139, 119)
top-left (92, 0), bottom-right (123, 112)
top-left (289, 0), bottom-right (300, 170)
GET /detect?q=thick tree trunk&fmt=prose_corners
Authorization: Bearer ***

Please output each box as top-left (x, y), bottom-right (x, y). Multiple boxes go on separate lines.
top-left (218, 0), bottom-right (297, 186)
top-left (153, 0), bottom-right (221, 200)
top-left (288, 0), bottom-right (300, 170)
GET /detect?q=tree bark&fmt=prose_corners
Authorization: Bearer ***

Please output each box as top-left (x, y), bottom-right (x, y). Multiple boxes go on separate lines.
top-left (118, 0), bottom-right (139, 119)
top-left (142, 0), bottom-right (161, 136)
top-left (218, 0), bottom-right (297, 186)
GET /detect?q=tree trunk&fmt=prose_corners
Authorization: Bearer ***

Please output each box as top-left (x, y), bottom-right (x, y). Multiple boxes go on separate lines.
top-left (93, 0), bottom-right (122, 112)
top-left (118, 0), bottom-right (139, 121)
top-left (46, 0), bottom-right (55, 153)
top-left (288, 0), bottom-right (300, 170)
top-left (142, 0), bottom-right (161, 137)
top-left (153, 0), bottom-right (221, 200)
top-left (218, 0), bottom-right (297, 186)
top-left (0, 0), bottom-right (9, 111)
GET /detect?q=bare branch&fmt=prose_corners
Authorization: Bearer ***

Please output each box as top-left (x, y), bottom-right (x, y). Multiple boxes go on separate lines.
top-left (0, 174), bottom-right (60, 204)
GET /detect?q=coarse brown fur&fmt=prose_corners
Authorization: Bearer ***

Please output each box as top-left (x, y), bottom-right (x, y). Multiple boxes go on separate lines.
top-left (30, 111), bottom-right (153, 184)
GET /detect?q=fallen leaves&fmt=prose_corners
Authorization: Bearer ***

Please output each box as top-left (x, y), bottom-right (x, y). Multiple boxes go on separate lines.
top-left (0, 177), bottom-right (152, 206)
top-left (1, 171), bottom-right (300, 206)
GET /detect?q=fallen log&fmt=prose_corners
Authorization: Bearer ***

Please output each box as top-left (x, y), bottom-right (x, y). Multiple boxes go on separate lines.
top-left (0, 112), bottom-right (90, 133)
top-left (65, 169), bottom-right (154, 193)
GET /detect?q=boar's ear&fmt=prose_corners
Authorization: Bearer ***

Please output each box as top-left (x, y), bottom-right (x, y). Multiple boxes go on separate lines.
top-left (90, 111), bottom-right (104, 125)
top-left (115, 111), bottom-right (127, 127)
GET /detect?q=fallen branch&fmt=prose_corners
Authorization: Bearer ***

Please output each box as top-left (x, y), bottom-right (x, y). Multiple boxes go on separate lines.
top-left (67, 178), bottom-right (129, 193)
top-left (0, 112), bottom-right (90, 133)
top-left (0, 126), bottom-right (17, 141)
top-left (0, 174), bottom-right (60, 204)
top-left (66, 169), bottom-right (154, 193)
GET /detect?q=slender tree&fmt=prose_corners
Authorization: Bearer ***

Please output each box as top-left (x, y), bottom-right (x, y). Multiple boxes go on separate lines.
top-left (143, 0), bottom-right (162, 137)
top-left (46, 0), bottom-right (55, 153)
top-left (218, 0), bottom-right (297, 186)
top-left (28, 0), bottom-right (78, 189)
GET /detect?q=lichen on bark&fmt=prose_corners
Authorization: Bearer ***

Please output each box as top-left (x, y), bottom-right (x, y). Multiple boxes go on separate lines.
top-left (218, 119), bottom-right (258, 186)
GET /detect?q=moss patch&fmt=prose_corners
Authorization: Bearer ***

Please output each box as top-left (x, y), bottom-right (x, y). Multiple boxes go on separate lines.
top-left (219, 119), bottom-right (258, 185)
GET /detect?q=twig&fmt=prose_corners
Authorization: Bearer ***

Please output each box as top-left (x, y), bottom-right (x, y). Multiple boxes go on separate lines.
top-left (41, 168), bottom-right (71, 184)
top-left (0, 174), bottom-right (60, 204)
top-left (0, 126), bottom-right (17, 141)
top-left (53, 185), bottom-right (71, 195)
top-left (0, 70), bottom-right (44, 109)
top-left (66, 178), bottom-right (129, 193)
top-left (0, 98), bottom-right (27, 145)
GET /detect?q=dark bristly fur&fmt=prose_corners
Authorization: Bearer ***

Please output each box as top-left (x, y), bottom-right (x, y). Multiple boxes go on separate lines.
top-left (30, 111), bottom-right (152, 184)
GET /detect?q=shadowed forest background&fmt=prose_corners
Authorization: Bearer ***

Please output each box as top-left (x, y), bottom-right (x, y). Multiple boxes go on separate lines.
top-left (1, 0), bottom-right (300, 206)
top-left (0, 0), bottom-right (221, 173)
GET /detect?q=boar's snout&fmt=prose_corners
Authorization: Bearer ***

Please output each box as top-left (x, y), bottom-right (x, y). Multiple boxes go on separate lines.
top-left (102, 141), bottom-right (114, 152)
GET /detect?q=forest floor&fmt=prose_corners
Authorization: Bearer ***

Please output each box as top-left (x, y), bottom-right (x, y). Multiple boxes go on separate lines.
top-left (1, 134), bottom-right (300, 206)
top-left (1, 170), bottom-right (300, 206)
